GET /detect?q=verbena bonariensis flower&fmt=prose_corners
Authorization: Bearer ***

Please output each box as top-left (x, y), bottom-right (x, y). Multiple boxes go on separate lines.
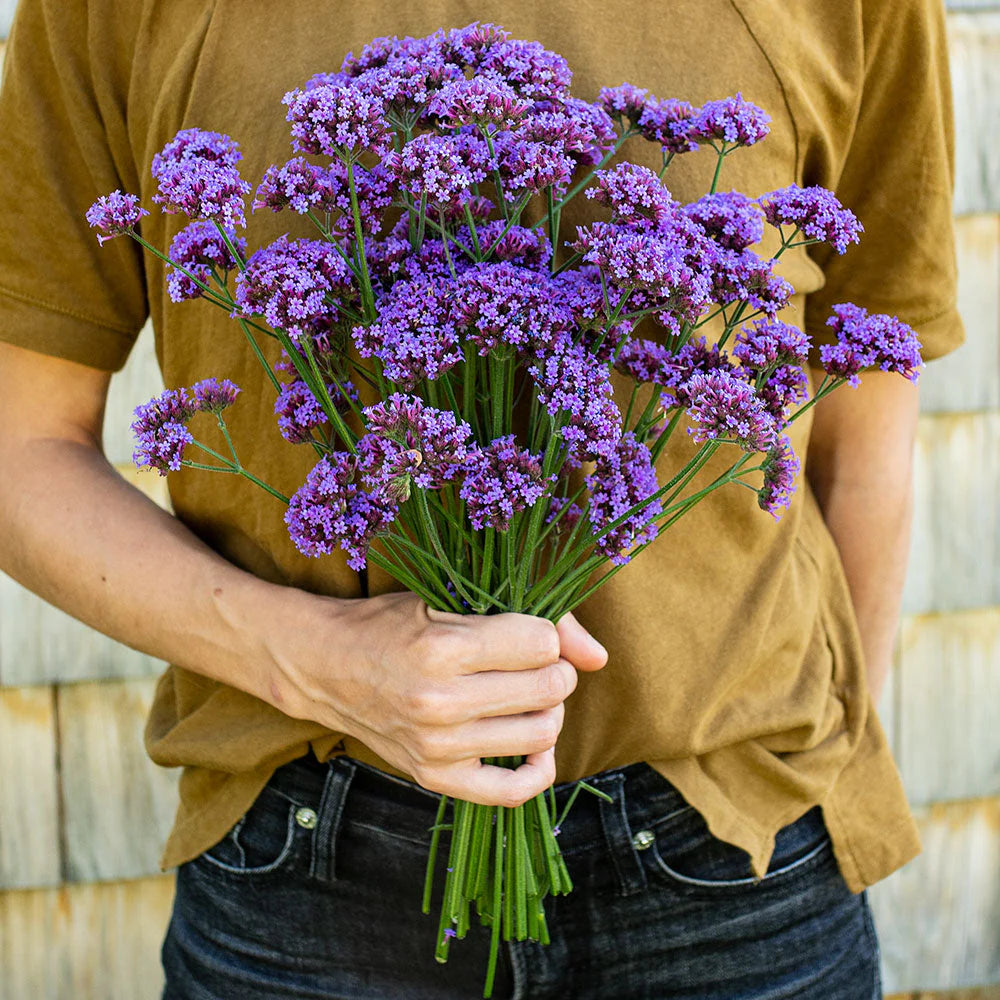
top-left (86, 191), bottom-right (148, 244)
top-left (529, 340), bottom-right (622, 462)
top-left (820, 303), bottom-right (923, 386)
top-left (460, 436), bottom-right (551, 531)
top-left (585, 432), bottom-right (662, 566)
top-left (758, 436), bottom-right (800, 517)
top-left (471, 222), bottom-right (552, 269)
top-left (637, 98), bottom-right (698, 154)
top-left (253, 158), bottom-right (335, 216)
top-left (614, 337), bottom-right (674, 384)
top-left (523, 98), bottom-right (616, 166)
top-left (192, 377), bottom-right (241, 414)
top-left (587, 163), bottom-right (676, 230)
top-left (455, 262), bottom-right (571, 354)
top-left (284, 453), bottom-right (398, 568)
top-left (234, 236), bottom-right (353, 341)
top-left (445, 22), bottom-right (511, 67)
top-left (283, 81), bottom-right (392, 160)
top-left (354, 276), bottom-right (462, 387)
top-left (151, 129), bottom-right (251, 229)
top-left (733, 318), bottom-right (811, 370)
top-left (360, 56), bottom-right (463, 126)
top-left (710, 249), bottom-right (792, 315)
top-left (759, 184), bottom-right (863, 255)
top-left (274, 378), bottom-right (355, 444)
top-left (426, 75), bottom-right (532, 128)
top-left (131, 388), bottom-right (197, 475)
top-left (683, 369), bottom-right (778, 452)
top-left (360, 394), bottom-right (473, 495)
top-left (549, 267), bottom-right (632, 343)
top-left (389, 133), bottom-right (493, 208)
top-left (658, 337), bottom-right (736, 407)
top-left (477, 39), bottom-right (572, 101)
top-left (687, 93), bottom-right (770, 148)
top-left (759, 364), bottom-right (809, 421)
top-left (546, 495), bottom-right (584, 531)
top-left (684, 191), bottom-right (763, 251)
top-left (492, 133), bottom-right (574, 197)
top-left (598, 83), bottom-right (651, 126)
top-left (166, 221), bottom-right (246, 302)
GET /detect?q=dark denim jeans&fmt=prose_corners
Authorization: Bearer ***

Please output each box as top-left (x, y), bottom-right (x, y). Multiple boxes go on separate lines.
top-left (162, 756), bottom-right (882, 1000)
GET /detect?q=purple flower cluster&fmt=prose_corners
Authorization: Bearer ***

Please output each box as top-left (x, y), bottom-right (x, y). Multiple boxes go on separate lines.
top-left (192, 377), bottom-right (241, 413)
top-left (687, 93), bottom-right (770, 148)
top-left (390, 133), bottom-right (492, 208)
top-left (360, 394), bottom-right (472, 495)
top-left (86, 191), bottom-right (148, 244)
top-left (546, 496), bottom-right (584, 532)
top-left (274, 378), bottom-right (355, 444)
top-left (283, 82), bottom-right (392, 160)
top-left (638, 98), bottom-right (698, 155)
top-left (523, 98), bottom-right (616, 166)
top-left (354, 276), bottom-right (462, 387)
top-left (477, 39), bottom-right (572, 101)
top-left (820, 303), bottom-right (923, 386)
top-left (710, 249), bottom-right (792, 315)
top-left (493, 133), bottom-right (574, 197)
top-left (131, 388), bottom-right (197, 475)
top-left (683, 369), bottom-right (777, 452)
top-left (253, 158), bottom-right (335, 216)
top-left (166, 222), bottom-right (246, 302)
top-left (151, 129), bottom-right (251, 229)
top-left (585, 432), bottom-right (662, 565)
top-left (733, 318), bottom-right (811, 370)
top-left (587, 163), bottom-right (675, 229)
top-left (474, 222), bottom-right (552, 269)
top-left (460, 436), bottom-right (551, 531)
top-left (235, 237), bottom-right (353, 341)
top-left (427, 76), bottom-right (531, 128)
top-left (284, 453), bottom-right (398, 568)
top-left (614, 338), bottom-right (673, 384)
top-left (759, 185), bottom-right (863, 255)
top-left (598, 83), bottom-right (651, 126)
top-left (758, 436), bottom-right (800, 517)
top-left (684, 191), bottom-right (763, 251)
top-left (759, 364), bottom-right (809, 421)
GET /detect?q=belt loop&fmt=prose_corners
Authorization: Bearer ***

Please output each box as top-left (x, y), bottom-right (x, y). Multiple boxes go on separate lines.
top-left (596, 771), bottom-right (647, 897)
top-left (310, 757), bottom-right (356, 884)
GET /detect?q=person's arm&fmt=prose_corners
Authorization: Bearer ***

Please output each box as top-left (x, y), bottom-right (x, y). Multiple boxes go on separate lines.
top-left (0, 340), bottom-right (606, 805)
top-left (805, 370), bottom-right (919, 705)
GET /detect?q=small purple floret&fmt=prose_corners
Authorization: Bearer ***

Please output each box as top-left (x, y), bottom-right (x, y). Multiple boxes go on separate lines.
top-left (759, 185), bottom-right (863, 255)
top-left (86, 191), bottom-right (148, 245)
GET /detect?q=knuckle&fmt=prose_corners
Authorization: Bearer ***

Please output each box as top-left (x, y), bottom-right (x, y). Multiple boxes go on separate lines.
top-left (536, 665), bottom-right (568, 706)
top-left (406, 686), bottom-right (450, 726)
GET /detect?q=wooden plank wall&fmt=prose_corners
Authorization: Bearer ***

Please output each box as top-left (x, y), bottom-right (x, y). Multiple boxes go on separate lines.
top-left (0, 6), bottom-right (998, 998)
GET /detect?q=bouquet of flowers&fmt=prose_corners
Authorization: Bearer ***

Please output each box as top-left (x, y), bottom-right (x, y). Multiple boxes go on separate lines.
top-left (87, 21), bottom-right (922, 996)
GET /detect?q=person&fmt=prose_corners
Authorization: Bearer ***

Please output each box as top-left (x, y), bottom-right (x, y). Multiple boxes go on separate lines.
top-left (0, 0), bottom-right (962, 997)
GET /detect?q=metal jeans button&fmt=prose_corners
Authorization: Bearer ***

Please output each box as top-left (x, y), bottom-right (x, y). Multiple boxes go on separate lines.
top-left (631, 829), bottom-right (655, 851)
top-left (295, 806), bottom-right (318, 830)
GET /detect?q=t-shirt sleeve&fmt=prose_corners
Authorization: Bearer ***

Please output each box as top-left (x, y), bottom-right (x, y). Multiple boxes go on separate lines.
top-left (804, 0), bottom-right (964, 362)
top-left (0, 0), bottom-right (148, 372)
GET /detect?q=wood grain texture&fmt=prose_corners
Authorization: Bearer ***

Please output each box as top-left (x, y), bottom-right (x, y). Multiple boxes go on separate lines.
top-left (949, 14), bottom-right (1000, 215)
top-left (57, 678), bottom-right (179, 883)
top-left (903, 412), bottom-right (1000, 616)
top-left (870, 797), bottom-right (1000, 993)
top-left (897, 609), bottom-right (1000, 806)
top-left (0, 687), bottom-right (60, 889)
top-left (0, 875), bottom-right (174, 1000)
top-left (920, 215), bottom-right (1000, 415)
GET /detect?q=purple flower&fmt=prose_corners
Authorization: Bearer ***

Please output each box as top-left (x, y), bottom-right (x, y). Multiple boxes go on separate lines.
top-left (284, 453), bottom-right (398, 568)
top-left (493, 133), bottom-right (574, 197)
top-left (445, 22), bottom-right (511, 66)
top-left (389, 133), bottom-right (492, 209)
top-left (477, 40), bottom-right (572, 101)
top-left (360, 393), bottom-right (472, 495)
top-left (360, 55), bottom-right (463, 125)
top-left (598, 83), bottom-right (651, 126)
top-left (274, 379), bottom-right (356, 444)
top-left (234, 237), bottom-right (353, 341)
top-left (687, 94), bottom-right (770, 148)
top-left (473, 221), bottom-right (552, 269)
top-left (253, 158), bottom-right (334, 216)
top-left (587, 163), bottom-right (675, 230)
top-left (523, 98), bottom-right (616, 167)
top-left (614, 338), bottom-right (673, 384)
top-left (710, 249), bottom-right (792, 315)
top-left (733, 318), bottom-right (811, 370)
top-left (637, 99), bottom-right (698, 155)
top-left (585, 432), bottom-right (662, 566)
top-left (283, 82), bottom-right (392, 160)
top-left (549, 267), bottom-right (633, 345)
top-left (820, 303), bottom-right (923, 386)
top-left (683, 369), bottom-right (777, 452)
top-left (758, 364), bottom-right (809, 421)
top-left (166, 221), bottom-right (246, 302)
top-left (758, 436), bottom-right (800, 518)
top-left (546, 496), bottom-right (584, 532)
top-left (658, 337), bottom-right (735, 408)
top-left (131, 388), bottom-right (197, 475)
top-left (151, 129), bottom-right (251, 229)
top-left (684, 191), bottom-right (763, 251)
top-left (460, 437), bottom-right (551, 531)
top-left (455, 263), bottom-right (571, 354)
top-left (86, 191), bottom-right (148, 244)
top-left (759, 185), bottom-right (863, 255)
top-left (192, 377), bottom-right (241, 414)
top-left (354, 276), bottom-right (462, 387)
top-left (427, 75), bottom-right (531, 128)
top-left (529, 340), bottom-right (622, 462)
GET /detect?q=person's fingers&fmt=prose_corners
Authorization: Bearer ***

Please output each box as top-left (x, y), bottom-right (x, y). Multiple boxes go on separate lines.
top-left (460, 660), bottom-right (578, 717)
top-left (434, 611), bottom-right (561, 674)
top-left (413, 705), bottom-right (565, 763)
top-left (556, 611), bottom-right (608, 672)
top-left (416, 748), bottom-right (558, 808)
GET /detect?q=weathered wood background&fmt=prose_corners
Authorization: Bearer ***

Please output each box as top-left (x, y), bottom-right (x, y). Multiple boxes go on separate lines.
top-left (0, 3), bottom-right (998, 997)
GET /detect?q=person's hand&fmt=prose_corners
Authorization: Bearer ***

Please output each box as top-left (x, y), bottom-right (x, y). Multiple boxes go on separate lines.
top-left (268, 590), bottom-right (607, 806)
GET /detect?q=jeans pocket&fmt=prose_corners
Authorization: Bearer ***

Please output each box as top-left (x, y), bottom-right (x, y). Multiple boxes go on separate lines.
top-left (647, 803), bottom-right (834, 896)
top-left (194, 785), bottom-right (306, 878)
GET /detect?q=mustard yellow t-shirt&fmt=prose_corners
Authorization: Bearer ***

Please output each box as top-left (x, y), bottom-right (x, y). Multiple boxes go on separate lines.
top-left (0, 0), bottom-right (963, 892)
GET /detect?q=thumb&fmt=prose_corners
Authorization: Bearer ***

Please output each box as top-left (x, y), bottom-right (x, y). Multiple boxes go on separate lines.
top-left (555, 612), bottom-right (608, 672)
